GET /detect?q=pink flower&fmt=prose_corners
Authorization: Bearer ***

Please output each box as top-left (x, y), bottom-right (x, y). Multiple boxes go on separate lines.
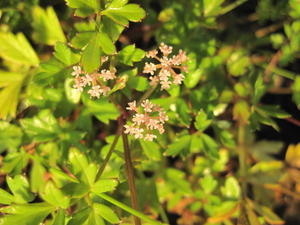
top-left (126, 100), bottom-right (138, 112)
top-left (143, 43), bottom-right (188, 90)
top-left (99, 68), bottom-right (116, 81)
top-left (124, 99), bottom-right (168, 141)
top-left (159, 42), bottom-right (173, 56)
top-left (71, 66), bottom-right (83, 77)
top-left (143, 62), bottom-right (157, 75)
top-left (88, 85), bottom-right (102, 98)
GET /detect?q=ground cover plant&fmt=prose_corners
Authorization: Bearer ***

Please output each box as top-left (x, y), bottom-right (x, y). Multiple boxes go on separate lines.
top-left (0, 0), bottom-right (300, 224)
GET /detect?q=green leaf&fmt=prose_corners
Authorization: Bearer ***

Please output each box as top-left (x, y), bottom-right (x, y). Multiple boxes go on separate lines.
top-left (98, 32), bottom-right (116, 55)
top-left (20, 110), bottom-right (61, 142)
top-left (0, 188), bottom-right (14, 205)
top-left (101, 16), bottom-right (125, 42)
top-left (52, 209), bottom-right (65, 225)
top-left (0, 32), bottom-right (39, 66)
top-left (30, 155), bottom-right (46, 193)
top-left (54, 42), bottom-right (80, 66)
top-left (102, 1), bottom-right (146, 26)
top-left (233, 100), bottom-right (250, 124)
top-left (255, 105), bottom-right (290, 119)
top-left (200, 134), bottom-right (219, 158)
top-left (0, 121), bottom-right (23, 152)
top-left (118, 45), bottom-right (145, 66)
top-left (81, 34), bottom-right (102, 73)
top-left (127, 76), bottom-right (149, 92)
top-left (0, 203), bottom-right (55, 225)
top-left (69, 148), bottom-right (97, 185)
top-left (65, 0), bottom-right (100, 17)
top-left (94, 203), bottom-right (120, 224)
top-left (164, 135), bottom-right (191, 156)
top-left (32, 6), bottom-right (66, 45)
top-left (65, 78), bottom-right (81, 104)
top-left (91, 178), bottom-right (118, 194)
top-left (82, 95), bottom-right (120, 124)
top-left (50, 168), bottom-right (80, 187)
top-left (176, 99), bottom-right (192, 127)
top-left (139, 139), bottom-right (162, 161)
top-left (194, 111), bottom-right (212, 131)
top-left (221, 176), bottom-right (240, 199)
top-left (292, 76), bottom-right (300, 107)
top-left (41, 182), bottom-right (70, 209)
top-left (6, 175), bottom-right (35, 203)
top-left (71, 32), bottom-right (95, 49)
top-left (0, 71), bottom-right (26, 119)
top-left (200, 175), bottom-right (218, 194)
top-left (67, 208), bottom-right (90, 225)
top-left (62, 183), bottom-right (90, 198)
top-left (1, 151), bottom-right (29, 175)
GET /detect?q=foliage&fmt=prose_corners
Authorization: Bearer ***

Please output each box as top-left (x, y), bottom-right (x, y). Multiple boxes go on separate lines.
top-left (0, 0), bottom-right (300, 225)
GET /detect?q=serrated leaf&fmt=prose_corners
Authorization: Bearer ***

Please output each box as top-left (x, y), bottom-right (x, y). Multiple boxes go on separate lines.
top-left (98, 32), bottom-right (116, 55)
top-left (41, 182), bottom-right (70, 209)
top-left (140, 139), bottom-right (162, 161)
top-left (91, 178), bottom-right (118, 194)
top-left (54, 42), bottom-right (80, 66)
top-left (52, 209), bottom-right (65, 225)
top-left (164, 135), bottom-right (191, 156)
top-left (221, 176), bottom-right (240, 199)
top-left (127, 76), bottom-right (149, 92)
top-left (1, 151), bottom-right (29, 175)
top-left (71, 32), bottom-right (95, 49)
top-left (20, 110), bottom-right (61, 142)
top-left (65, 0), bottom-right (100, 17)
top-left (194, 111), bottom-right (212, 131)
top-left (69, 148), bottom-right (97, 185)
top-left (200, 134), bottom-right (219, 158)
top-left (118, 45), bottom-right (145, 66)
top-left (82, 95), bottom-right (120, 124)
top-left (0, 121), bottom-right (23, 152)
top-left (0, 203), bottom-right (54, 225)
top-left (6, 175), bottom-right (35, 204)
top-left (102, 2), bottom-right (146, 26)
top-left (62, 183), bottom-right (90, 198)
top-left (94, 203), bottom-right (120, 224)
top-left (0, 32), bottom-right (39, 66)
top-left (101, 16), bottom-right (125, 42)
top-left (0, 71), bottom-right (26, 119)
top-left (30, 155), bottom-right (46, 193)
top-left (81, 34), bottom-right (102, 73)
top-left (32, 6), bottom-right (66, 45)
top-left (0, 188), bottom-right (14, 205)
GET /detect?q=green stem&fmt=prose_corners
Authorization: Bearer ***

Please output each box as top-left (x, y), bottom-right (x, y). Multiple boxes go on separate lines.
top-left (260, 64), bottom-right (296, 80)
top-left (122, 132), bottom-right (141, 225)
top-left (218, 0), bottom-right (248, 16)
top-left (137, 84), bottom-right (157, 105)
top-left (97, 193), bottom-right (165, 225)
top-left (238, 124), bottom-right (247, 199)
top-left (95, 131), bottom-right (121, 182)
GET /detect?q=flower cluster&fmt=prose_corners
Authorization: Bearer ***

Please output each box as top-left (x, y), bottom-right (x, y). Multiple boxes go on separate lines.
top-left (143, 43), bottom-right (188, 90)
top-left (124, 99), bottom-right (169, 141)
top-left (71, 64), bottom-right (116, 98)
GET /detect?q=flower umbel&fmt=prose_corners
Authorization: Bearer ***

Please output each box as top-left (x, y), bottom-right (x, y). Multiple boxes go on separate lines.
top-left (71, 65), bottom-right (117, 98)
top-left (143, 43), bottom-right (188, 90)
top-left (124, 99), bottom-right (168, 141)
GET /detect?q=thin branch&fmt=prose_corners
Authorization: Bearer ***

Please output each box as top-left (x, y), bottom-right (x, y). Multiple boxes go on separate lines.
top-left (122, 132), bottom-right (141, 225)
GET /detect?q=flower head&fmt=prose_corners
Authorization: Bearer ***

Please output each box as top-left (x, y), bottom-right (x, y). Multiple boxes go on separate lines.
top-left (71, 61), bottom-right (122, 98)
top-left (124, 99), bottom-right (168, 141)
top-left (143, 43), bottom-right (188, 90)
